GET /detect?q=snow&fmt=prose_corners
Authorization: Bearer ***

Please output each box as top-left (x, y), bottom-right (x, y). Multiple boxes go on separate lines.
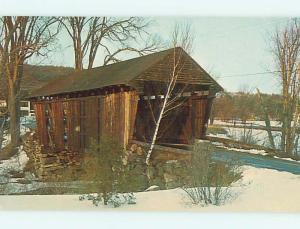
top-left (224, 147), bottom-right (268, 156)
top-left (0, 146), bottom-right (29, 184)
top-left (273, 156), bottom-right (300, 163)
top-left (207, 133), bottom-right (230, 139)
top-left (0, 166), bottom-right (300, 212)
top-left (145, 185), bottom-right (160, 191)
top-left (226, 126), bottom-right (281, 148)
top-left (214, 120), bottom-right (282, 127)
top-left (0, 146), bottom-right (29, 173)
top-left (1, 116), bottom-right (35, 148)
top-left (211, 120), bottom-right (300, 156)
top-left (211, 141), bottom-right (268, 156)
top-left (212, 140), bottom-right (300, 163)
top-left (211, 136), bottom-right (300, 163)
top-left (209, 120), bottom-right (300, 158)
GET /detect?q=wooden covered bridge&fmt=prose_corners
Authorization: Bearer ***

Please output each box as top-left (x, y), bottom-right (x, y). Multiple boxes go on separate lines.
top-left (28, 47), bottom-right (223, 152)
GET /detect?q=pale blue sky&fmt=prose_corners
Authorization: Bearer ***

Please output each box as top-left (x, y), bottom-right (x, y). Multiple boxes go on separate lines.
top-left (151, 17), bottom-right (288, 94)
top-left (32, 17), bottom-right (290, 94)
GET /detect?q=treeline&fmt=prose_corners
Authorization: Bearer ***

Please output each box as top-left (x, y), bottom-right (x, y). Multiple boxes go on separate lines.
top-left (210, 91), bottom-right (283, 123)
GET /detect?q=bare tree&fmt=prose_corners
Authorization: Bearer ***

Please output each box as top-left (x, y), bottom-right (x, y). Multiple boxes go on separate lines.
top-left (256, 88), bottom-right (276, 149)
top-left (0, 16), bottom-right (59, 153)
top-left (0, 54), bottom-right (5, 150)
top-left (263, 19), bottom-right (300, 156)
top-left (145, 23), bottom-right (194, 165)
top-left (0, 107), bottom-right (8, 150)
top-left (60, 17), bottom-right (159, 70)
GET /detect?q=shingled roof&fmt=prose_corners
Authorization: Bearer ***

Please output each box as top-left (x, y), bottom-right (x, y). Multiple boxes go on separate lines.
top-left (28, 47), bottom-right (223, 98)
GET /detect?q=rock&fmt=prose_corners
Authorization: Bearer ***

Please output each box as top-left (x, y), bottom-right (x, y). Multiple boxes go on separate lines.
top-left (136, 146), bottom-right (144, 156)
top-left (15, 179), bottom-right (32, 184)
top-left (156, 164), bottom-right (165, 178)
top-left (9, 171), bottom-right (25, 179)
top-left (130, 144), bottom-right (138, 152)
top-left (122, 155), bottom-right (128, 165)
top-left (149, 177), bottom-right (165, 188)
top-left (163, 172), bottom-right (181, 189)
top-left (145, 185), bottom-right (160, 191)
top-left (146, 166), bottom-right (156, 179)
top-left (163, 172), bottom-right (176, 183)
top-left (23, 134), bottom-right (83, 182)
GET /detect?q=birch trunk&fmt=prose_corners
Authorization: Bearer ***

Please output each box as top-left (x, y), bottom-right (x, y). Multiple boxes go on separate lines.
top-left (145, 80), bottom-right (173, 165)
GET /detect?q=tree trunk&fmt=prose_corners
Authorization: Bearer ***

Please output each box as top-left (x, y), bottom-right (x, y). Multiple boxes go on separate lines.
top-left (145, 88), bottom-right (171, 165)
top-left (0, 117), bottom-right (6, 150)
top-left (285, 112), bottom-right (294, 155)
top-left (7, 85), bottom-right (20, 153)
top-left (209, 104), bottom-right (214, 125)
top-left (256, 89), bottom-right (276, 149)
top-left (75, 51), bottom-right (83, 71)
top-left (145, 101), bottom-right (165, 165)
top-left (264, 114), bottom-right (276, 149)
top-left (74, 38), bottom-right (84, 71)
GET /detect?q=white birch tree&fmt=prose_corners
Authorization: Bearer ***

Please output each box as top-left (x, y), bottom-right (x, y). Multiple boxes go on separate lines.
top-left (145, 23), bottom-right (194, 165)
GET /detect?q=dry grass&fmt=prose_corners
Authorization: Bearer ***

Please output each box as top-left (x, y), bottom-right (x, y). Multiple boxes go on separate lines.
top-left (207, 125), bottom-right (228, 135)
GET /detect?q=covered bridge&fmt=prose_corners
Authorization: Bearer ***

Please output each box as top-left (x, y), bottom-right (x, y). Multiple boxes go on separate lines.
top-left (28, 47), bottom-right (223, 152)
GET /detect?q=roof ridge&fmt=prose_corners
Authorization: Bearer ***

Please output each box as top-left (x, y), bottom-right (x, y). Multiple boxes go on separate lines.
top-left (27, 47), bottom-right (222, 98)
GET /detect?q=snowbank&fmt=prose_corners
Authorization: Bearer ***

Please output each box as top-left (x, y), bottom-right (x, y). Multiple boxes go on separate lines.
top-left (273, 156), bottom-right (300, 163)
top-left (211, 141), bottom-right (268, 156)
top-left (0, 146), bottom-right (29, 173)
top-left (0, 166), bottom-right (299, 212)
top-left (213, 120), bottom-right (281, 127)
top-left (0, 146), bottom-right (29, 184)
top-left (211, 141), bottom-right (300, 163)
top-left (1, 117), bottom-right (34, 149)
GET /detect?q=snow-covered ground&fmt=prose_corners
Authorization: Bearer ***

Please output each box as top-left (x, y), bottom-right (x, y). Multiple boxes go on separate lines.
top-left (212, 142), bottom-right (269, 156)
top-left (0, 166), bottom-right (299, 212)
top-left (214, 120), bottom-right (282, 127)
top-left (1, 116), bottom-right (35, 148)
top-left (209, 125), bottom-right (281, 148)
top-left (210, 119), bottom-right (300, 157)
top-left (0, 146), bottom-right (29, 184)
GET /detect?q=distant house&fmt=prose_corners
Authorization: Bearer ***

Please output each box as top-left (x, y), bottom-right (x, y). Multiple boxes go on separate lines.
top-left (0, 100), bottom-right (34, 117)
top-left (28, 47), bottom-right (223, 151)
top-left (0, 65), bottom-right (74, 117)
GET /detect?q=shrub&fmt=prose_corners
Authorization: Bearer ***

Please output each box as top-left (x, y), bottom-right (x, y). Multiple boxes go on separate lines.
top-left (79, 192), bottom-right (136, 208)
top-left (80, 137), bottom-right (136, 207)
top-left (182, 142), bottom-right (241, 206)
top-left (227, 126), bottom-right (258, 145)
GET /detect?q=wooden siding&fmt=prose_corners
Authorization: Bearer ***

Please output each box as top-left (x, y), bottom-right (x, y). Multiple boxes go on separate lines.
top-left (33, 90), bottom-right (138, 151)
top-left (34, 88), bottom-right (212, 151)
top-left (192, 96), bottom-right (212, 139)
top-left (34, 103), bottom-right (49, 148)
top-left (49, 101), bottom-right (65, 149)
top-left (67, 100), bottom-right (81, 151)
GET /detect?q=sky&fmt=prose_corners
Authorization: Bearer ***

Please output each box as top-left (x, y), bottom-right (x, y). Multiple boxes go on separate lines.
top-left (151, 17), bottom-right (289, 94)
top-left (30, 17), bottom-right (290, 94)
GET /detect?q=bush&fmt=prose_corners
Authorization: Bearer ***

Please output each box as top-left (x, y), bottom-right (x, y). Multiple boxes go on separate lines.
top-left (227, 126), bottom-right (259, 145)
top-left (79, 192), bottom-right (136, 208)
top-left (182, 142), bottom-right (241, 206)
top-left (80, 137), bottom-right (136, 207)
